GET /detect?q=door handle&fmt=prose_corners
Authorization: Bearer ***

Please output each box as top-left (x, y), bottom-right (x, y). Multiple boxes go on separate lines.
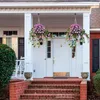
top-left (53, 57), bottom-right (55, 64)
top-left (44, 58), bottom-right (46, 60)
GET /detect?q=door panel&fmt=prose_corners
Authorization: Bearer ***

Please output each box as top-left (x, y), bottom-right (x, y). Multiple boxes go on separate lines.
top-left (33, 40), bottom-right (46, 78)
top-left (46, 40), bottom-right (53, 77)
top-left (53, 39), bottom-right (70, 73)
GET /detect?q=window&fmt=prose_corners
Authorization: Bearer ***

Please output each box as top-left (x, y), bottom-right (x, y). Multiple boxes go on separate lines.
top-left (47, 41), bottom-right (51, 58)
top-left (3, 31), bottom-right (17, 36)
top-left (51, 32), bottom-right (66, 37)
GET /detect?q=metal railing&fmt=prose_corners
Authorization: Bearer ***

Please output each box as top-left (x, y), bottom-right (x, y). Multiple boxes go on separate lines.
top-left (12, 60), bottom-right (25, 79)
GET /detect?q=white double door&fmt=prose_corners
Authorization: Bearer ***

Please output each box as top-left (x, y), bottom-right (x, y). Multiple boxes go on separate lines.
top-left (33, 38), bottom-right (71, 78)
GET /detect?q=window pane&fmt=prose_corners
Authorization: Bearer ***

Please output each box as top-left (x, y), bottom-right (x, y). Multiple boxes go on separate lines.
top-left (47, 53), bottom-right (51, 58)
top-left (47, 41), bottom-right (51, 58)
top-left (6, 37), bottom-right (12, 48)
top-left (9, 31), bottom-right (12, 35)
top-left (47, 41), bottom-right (51, 47)
top-left (47, 47), bottom-right (51, 53)
top-left (13, 31), bottom-right (17, 35)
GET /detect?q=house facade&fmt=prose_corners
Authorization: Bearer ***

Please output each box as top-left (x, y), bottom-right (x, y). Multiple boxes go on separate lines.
top-left (0, 0), bottom-right (99, 80)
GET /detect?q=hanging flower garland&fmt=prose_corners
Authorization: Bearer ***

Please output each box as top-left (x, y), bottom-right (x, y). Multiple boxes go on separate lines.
top-left (66, 24), bottom-right (89, 58)
top-left (29, 23), bottom-right (52, 47)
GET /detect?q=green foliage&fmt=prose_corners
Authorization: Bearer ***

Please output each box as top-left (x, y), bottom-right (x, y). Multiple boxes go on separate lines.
top-left (96, 69), bottom-right (100, 74)
top-left (0, 44), bottom-right (16, 89)
top-left (93, 69), bottom-right (100, 94)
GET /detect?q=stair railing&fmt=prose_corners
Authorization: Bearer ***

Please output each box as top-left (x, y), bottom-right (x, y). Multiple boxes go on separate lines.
top-left (12, 60), bottom-right (25, 79)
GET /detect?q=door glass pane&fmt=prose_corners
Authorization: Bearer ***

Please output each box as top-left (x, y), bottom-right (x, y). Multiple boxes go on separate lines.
top-left (47, 41), bottom-right (51, 58)
top-left (47, 53), bottom-right (51, 58)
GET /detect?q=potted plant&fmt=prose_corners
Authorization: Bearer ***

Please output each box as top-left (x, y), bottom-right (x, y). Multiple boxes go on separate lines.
top-left (29, 23), bottom-right (52, 47)
top-left (81, 72), bottom-right (88, 79)
top-left (24, 72), bottom-right (32, 80)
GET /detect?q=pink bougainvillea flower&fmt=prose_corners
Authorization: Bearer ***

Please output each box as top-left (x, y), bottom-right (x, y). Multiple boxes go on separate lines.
top-left (70, 24), bottom-right (82, 34)
top-left (34, 23), bottom-right (45, 34)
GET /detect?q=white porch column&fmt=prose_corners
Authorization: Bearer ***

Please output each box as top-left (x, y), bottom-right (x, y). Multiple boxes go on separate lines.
top-left (83, 13), bottom-right (90, 80)
top-left (24, 13), bottom-right (33, 80)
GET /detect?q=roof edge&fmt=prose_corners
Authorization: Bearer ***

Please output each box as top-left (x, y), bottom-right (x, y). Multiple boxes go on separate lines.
top-left (0, 2), bottom-right (99, 7)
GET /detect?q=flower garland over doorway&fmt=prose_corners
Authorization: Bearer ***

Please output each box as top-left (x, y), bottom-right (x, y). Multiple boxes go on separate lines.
top-left (29, 13), bottom-right (52, 47)
top-left (66, 14), bottom-right (89, 58)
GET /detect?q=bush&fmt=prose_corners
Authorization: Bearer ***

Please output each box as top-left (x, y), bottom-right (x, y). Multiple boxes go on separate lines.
top-left (0, 44), bottom-right (16, 89)
top-left (96, 69), bottom-right (100, 74)
top-left (93, 69), bottom-right (100, 94)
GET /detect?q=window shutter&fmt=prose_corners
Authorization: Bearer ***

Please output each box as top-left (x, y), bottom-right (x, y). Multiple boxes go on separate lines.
top-left (92, 39), bottom-right (99, 72)
top-left (0, 38), bottom-right (2, 44)
top-left (18, 38), bottom-right (24, 59)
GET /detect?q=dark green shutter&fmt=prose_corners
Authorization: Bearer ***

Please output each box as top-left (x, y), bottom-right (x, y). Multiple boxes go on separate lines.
top-left (18, 38), bottom-right (24, 59)
top-left (92, 39), bottom-right (99, 72)
top-left (0, 38), bottom-right (2, 44)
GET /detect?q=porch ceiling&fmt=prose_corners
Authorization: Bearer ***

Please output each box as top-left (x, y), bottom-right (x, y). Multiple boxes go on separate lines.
top-left (0, 13), bottom-right (83, 28)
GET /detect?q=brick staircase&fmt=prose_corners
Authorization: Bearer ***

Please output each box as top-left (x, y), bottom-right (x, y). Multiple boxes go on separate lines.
top-left (19, 78), bottom-right (82, 100)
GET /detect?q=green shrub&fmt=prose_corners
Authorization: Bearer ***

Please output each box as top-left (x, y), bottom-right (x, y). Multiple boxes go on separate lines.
top-left (96, 69), bottom-right (100, 74)
top-left (93, 73), bottom-right (100, 94)
top-left (0, 44), bottom-right (16, 89)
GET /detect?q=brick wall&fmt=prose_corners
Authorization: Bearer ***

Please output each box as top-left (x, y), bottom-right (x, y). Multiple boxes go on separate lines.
top-left (80, 80), bottom-right (87, 100)
top-left (9, 80), bottom-right (30, 100)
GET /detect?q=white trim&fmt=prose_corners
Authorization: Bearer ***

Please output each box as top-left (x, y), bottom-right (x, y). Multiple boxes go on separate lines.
top-left (0, 10), bottom-right (91, 14)
top-left (0, 2), bottom-right (99, 7)
top-left (90, 28), bottom-right (100, 31)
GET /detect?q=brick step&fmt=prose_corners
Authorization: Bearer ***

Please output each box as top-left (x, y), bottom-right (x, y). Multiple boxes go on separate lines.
top-left (20, 98), bottom-right (79, 100)
top-left (20, 94), bottom-right (80, 99)
top-left (28, 84), bottom-right (80, 89)
top-left (31, 79), bottom-right (81, 84)
top-left (24, 89), bottom-right (80, 94)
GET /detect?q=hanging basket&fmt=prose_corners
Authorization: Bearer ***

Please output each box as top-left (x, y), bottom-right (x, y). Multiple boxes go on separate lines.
top-left (66, 24), bottom-right (89, 58)
top-left (29, 23), bottom-right (52, 47)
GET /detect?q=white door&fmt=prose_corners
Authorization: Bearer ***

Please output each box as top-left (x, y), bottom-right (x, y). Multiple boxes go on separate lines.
top-left (33, 40), bottom-right (46, 78)
top-left (53, 38), bottom-right (70, 74)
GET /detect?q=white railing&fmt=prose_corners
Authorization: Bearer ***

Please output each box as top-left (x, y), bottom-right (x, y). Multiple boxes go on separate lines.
top-left (12, 60), bottom-right (25, 79)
